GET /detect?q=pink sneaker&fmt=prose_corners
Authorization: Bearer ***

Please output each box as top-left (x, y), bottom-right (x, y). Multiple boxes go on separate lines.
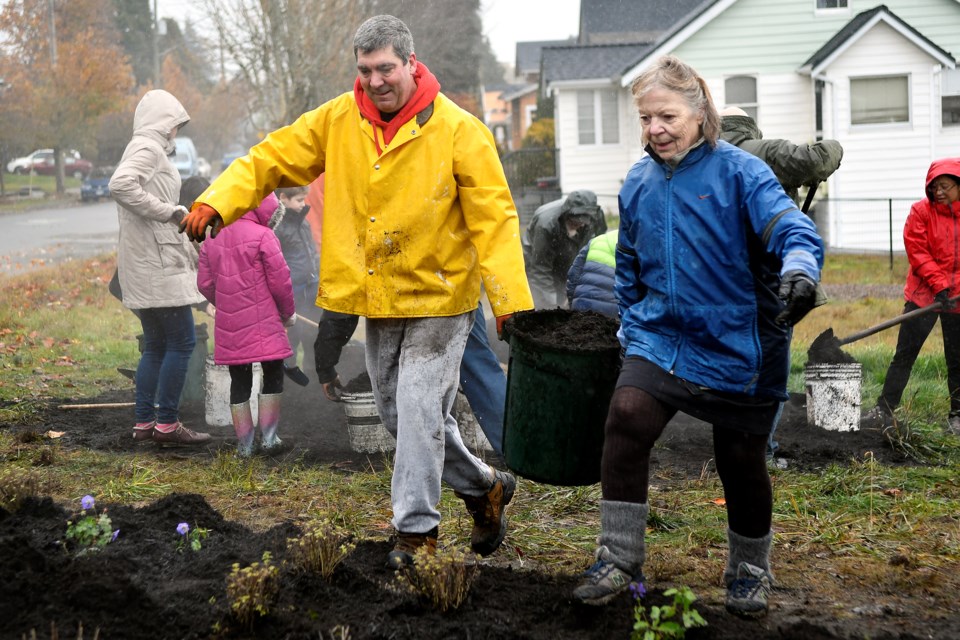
top-left (153, 422), bottom-right (212, 445)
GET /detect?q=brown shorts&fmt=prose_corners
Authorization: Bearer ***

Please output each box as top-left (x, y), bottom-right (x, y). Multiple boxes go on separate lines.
top-left (616, 356), bottom-right (780, 435)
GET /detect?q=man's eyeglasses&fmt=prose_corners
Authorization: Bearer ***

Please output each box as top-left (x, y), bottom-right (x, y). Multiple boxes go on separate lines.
top-left (931, 182), bottom-right (958, 194)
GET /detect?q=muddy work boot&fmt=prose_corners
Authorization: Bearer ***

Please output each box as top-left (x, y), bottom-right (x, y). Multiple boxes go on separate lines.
top-left (725, 562), bottom-right (771, 618)
top-left (455, 469), bottom-right (516, 556)
top-left (862, 406), bottom-right (893, 427)
top-left (153, 421), bottom-right (212, 446)
top-left (386, 527), bottom-right (438, 570)
top-left (573, 545), bottom-right (636, 605)
top-left (132, 420), bottom-right (156, 442)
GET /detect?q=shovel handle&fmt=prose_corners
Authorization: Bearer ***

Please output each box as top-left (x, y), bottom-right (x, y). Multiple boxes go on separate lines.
top-left (296, 313), bottom-right (320, 328)
top-left (838, 294), bottom-right (960, 346)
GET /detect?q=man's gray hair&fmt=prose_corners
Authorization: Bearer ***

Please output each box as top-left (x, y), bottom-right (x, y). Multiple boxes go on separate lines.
top-left (353, 15), bottom-right (414, 61)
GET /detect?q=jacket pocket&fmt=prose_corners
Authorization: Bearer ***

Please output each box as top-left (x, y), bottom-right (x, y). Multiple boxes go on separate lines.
top-left (154, 228), bottom-right (192, 275)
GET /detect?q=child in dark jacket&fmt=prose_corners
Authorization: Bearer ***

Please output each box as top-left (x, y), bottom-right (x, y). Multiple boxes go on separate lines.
top-left (274, 186), bottom-right (321, 386)
top-left (197, 192), bottom-right (296, 456)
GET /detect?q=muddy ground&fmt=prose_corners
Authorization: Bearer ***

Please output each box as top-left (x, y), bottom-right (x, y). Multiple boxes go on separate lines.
top-left (2, 316), bottom-right (959, 639)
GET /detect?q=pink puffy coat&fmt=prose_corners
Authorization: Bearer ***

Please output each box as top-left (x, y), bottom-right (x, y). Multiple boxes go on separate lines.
top-left (198, 193), bottom-right (295, 365)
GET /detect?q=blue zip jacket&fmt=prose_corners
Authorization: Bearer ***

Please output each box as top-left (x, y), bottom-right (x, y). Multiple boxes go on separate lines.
top-left (617, 141), bottom-right (823, 399)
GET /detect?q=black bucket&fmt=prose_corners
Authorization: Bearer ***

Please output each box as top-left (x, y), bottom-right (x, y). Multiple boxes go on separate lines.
top-left (503, 309), bottom-right (621, 486)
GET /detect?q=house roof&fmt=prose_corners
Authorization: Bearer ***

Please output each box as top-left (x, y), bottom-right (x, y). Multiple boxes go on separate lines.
top-left (578, 0), bottom-right (710, 44)
top-left (799, 4), bottom-right (956, 74)
top-left (500, 83), bottom-right (538, 102)
top-left (542, 43), bottom-right (655, 86)
top-left (516, 40), bottom-right (575, 76)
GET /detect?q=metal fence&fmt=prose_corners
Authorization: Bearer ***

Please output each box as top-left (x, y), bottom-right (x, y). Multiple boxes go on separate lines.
top-left (810, 197), bottom-right (916, 267)
top-left (501, 148), bottom-right (561, 226)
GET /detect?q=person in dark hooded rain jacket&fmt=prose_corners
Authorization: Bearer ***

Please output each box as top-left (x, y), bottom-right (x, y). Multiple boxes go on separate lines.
top-left (719, 107), bottom-right (843, 204)
top-left (110, 89), bottom-right (212, 446)
top-left (523, 190), bottom-right (607, 309)
top-left (197, 192), bottom-right (296, 456)
top-left (864, 158), bottom-right (960, 435)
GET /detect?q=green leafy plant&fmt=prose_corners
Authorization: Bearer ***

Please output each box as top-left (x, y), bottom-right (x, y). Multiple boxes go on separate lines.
top-left (225, 551), bottom-right (280, 629)
top-left (175, 521), bottom-right (209, 553)
top-left (395, 546), bottom-right (479, 612)
top-left (65, 495), bottom-right (118, 553)
top-left (630, 583), bottom-right (707, 640)
top-left (287, 520), bottom-right (356, 579)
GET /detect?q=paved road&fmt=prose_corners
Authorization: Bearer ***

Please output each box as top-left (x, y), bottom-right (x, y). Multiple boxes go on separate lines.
top-left (0, 199), bottom-right (118, 274)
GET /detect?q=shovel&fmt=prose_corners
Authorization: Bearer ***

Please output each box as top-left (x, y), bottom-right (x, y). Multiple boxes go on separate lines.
top-left (808, 293), bottom-right (960, 363)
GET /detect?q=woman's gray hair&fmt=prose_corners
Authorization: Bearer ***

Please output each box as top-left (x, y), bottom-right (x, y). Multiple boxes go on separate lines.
top-left (630, 55), bottom-right (721, 146)
top-left (353, 15), bottom-right (414, 61)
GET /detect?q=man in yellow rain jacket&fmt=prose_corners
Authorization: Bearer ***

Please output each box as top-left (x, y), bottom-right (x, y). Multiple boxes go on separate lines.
top-left (180, 15), bottom-right (533, 569)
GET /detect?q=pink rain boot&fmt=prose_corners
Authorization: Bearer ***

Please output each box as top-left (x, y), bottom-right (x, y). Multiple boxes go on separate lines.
top-left (230, 400), bottom-right (255, 457)
top-left (258, 393), bottom-right (284, 452)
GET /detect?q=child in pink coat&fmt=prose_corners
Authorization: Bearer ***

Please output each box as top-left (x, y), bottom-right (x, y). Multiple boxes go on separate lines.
top-left (197, 192), bottom-right (296, 456)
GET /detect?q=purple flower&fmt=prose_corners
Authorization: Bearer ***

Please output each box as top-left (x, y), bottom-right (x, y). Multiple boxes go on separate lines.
top-left (629, 581), bottom-right (647, 600)
top-left (176, 522), bottom-right (190, 536)
top-left (81, 495), bottom-right (95, 510)
top-left (111, 529), bottom-right (120, 542)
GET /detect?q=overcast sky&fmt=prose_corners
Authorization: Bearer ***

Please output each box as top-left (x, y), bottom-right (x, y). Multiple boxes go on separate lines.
top-left (156, 0), bottom-right (581, 64)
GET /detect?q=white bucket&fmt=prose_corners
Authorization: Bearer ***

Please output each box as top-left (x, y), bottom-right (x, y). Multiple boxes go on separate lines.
top-left (805, 362), bottom-right (862, 432)
top-left (204, 357), bottom-right (261, 427)
top-left (341, 391), bottom-right (395, 454)
top-left (340, 390), bottom-right (494, 455)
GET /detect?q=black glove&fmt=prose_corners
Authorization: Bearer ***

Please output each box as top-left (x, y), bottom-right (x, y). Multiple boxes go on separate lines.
top-left (935, 289), bottom-right (956, 311)
top-left (775, 271), bottom-right (818, 326)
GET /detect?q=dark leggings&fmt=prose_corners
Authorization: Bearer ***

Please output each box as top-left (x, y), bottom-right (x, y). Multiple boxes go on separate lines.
top-left (601, 386), bottom-right (773, 537)
top-left (228, 360), bottom-right (284, 404)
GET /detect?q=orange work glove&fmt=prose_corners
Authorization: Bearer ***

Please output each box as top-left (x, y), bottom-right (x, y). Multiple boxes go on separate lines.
top-left (495, 313), bottom-right (513, 341)
top-left (178, 203), bottom-right (223, 242)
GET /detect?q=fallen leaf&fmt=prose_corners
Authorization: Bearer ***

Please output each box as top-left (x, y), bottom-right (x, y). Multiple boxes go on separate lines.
top-left (883, 488), bottom-right (902, 497)
top-left (44, 430), bottom-right (66, 439)
top-left (712, 498), bottom-right (726, 506)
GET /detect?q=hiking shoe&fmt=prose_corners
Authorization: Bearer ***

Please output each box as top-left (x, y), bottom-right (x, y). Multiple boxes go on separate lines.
top-left (948, 415), bottom-right (960, 436)
top-left (153, 422), bottom-right (212, 446)
top-left (386, 527), bottom-right (438, 570)
top-left (455, 470), bottom-right (516, 556)
top-left (573, 546), bottom-right (635, 605)
top-left (132, 421), bottom-right (155, 442)
top-left (283, 365), bottom-right (310, 387)
top-left (862, 406), bottom-right (893, 427)
top-left (725, 562), bottom-right (771, 618)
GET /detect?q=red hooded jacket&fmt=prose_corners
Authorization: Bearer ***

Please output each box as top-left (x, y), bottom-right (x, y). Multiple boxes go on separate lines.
top-left (903, 157), bottom-right (960, 311)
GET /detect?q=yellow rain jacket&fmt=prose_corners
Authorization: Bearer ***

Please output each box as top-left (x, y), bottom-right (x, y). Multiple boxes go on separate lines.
top-left (197, 91), bottom-right (533, 319)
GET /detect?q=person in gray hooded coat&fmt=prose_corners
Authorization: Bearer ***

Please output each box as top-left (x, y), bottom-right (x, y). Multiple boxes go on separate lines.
top-left (109, 89), bottom-right (211, 446)
top-left (522, 190), bottom-right (607, 309)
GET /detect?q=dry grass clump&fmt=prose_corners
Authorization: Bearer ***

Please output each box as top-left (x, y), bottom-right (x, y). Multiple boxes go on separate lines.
top-left (225, 551), bottom-right (280, 630)
top-left (0, 466), bottom-right (41, 511)
top-left (396, 546), bottom-right (480, 612)
top-left (287, 519), bottom-right (356, 579)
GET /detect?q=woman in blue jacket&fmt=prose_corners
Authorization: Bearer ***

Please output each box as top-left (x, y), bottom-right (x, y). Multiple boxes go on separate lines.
top-left (573, 56), bottom-right (824, 619)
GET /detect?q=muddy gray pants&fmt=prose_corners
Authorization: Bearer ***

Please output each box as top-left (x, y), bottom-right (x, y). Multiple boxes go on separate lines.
top-left (365, 312), bottom-right (494, 534)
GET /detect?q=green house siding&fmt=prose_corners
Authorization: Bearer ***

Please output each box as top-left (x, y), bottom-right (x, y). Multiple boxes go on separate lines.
top-left (671, 0), bottom-right (960, 76)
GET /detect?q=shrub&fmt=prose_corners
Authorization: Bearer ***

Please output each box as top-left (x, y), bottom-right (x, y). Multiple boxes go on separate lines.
top-left (396, 546), bottom-right (479, 612)
top-left (287, 520), bottom-right (356, 579)
top-left (0, 466), bottom-right (40, 511)
top-left (226, 552), bottom-right (280, 629)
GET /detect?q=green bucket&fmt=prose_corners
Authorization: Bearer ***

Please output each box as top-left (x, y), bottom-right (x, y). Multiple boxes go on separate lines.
top-left (503, 309), bottom-right (621, 486)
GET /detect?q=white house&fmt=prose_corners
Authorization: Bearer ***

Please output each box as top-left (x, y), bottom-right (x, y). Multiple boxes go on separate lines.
top-left (541, 0), bottom-right (960, 250)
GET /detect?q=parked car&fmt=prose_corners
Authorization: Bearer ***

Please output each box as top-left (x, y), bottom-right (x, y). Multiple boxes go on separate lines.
top-left (172, 137), bottom-right (199, 178)
top-left (196, 157), bottom-right (212, 178)
top-left (6, 149), bottom-right (92, 178)
top-left (80, 166), bottom-right (115, 202)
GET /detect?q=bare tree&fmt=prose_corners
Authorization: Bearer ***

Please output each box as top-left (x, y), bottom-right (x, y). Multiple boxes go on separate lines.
top-left (200, 0), bottom-right (374, 130)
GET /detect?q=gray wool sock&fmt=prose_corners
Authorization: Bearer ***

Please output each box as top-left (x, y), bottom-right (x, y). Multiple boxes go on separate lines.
top-left (598, 500), bottom-right (648, 577)
top-left (724, 528), bottom-right (774, 586)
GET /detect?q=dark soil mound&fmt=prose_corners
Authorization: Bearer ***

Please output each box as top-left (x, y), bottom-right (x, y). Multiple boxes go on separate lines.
top-left (506, 309), bottom-right (620, 352)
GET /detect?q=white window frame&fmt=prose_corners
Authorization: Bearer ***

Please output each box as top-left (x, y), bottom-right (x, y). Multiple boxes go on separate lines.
top-left (942, 68), bottom-right (960, 127)
top-left (723, 75), bottom-right (759, 121)
top-left (576, 89), bottom-right (620, 146)
top-left (850, 74), bottom-right (911, 126)
top-left (814, 0), bottom-right (850, 16)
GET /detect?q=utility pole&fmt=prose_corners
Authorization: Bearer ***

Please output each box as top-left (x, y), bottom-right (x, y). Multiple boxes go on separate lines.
top-left (48, 0), bottom-right (64, 195)
top-left (153, 0), bottom-right (161, 87)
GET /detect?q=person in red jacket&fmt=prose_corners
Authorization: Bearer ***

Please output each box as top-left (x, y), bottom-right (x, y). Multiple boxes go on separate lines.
top-left (865, 158), bottom-right (960, 435)
top-left (197, 192), bottom-right (297, 456)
